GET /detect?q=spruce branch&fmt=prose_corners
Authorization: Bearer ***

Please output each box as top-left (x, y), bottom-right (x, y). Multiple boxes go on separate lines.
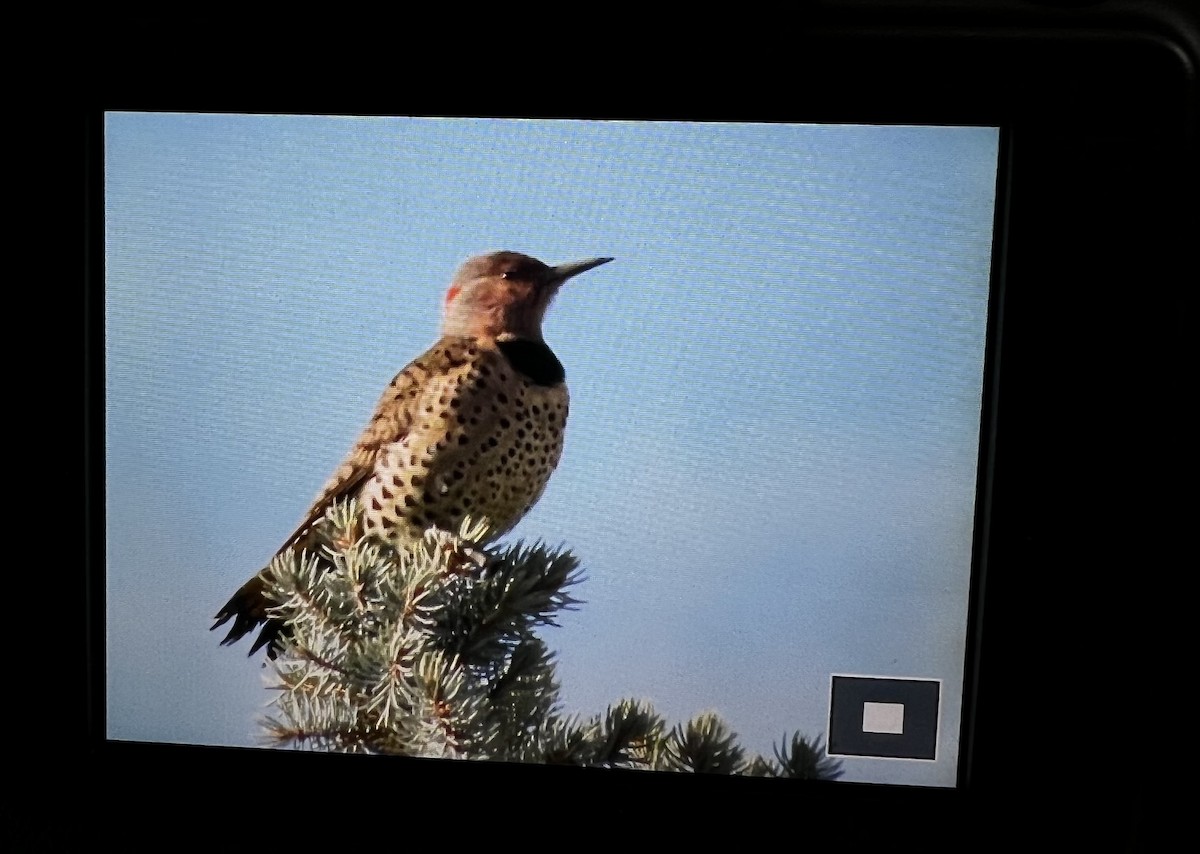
top-left (773, 732), bottom-right (844, 780)
top-left (657, 712), bottom-right (746, 774)
top-left (253, 499), bottom-right (843, 781)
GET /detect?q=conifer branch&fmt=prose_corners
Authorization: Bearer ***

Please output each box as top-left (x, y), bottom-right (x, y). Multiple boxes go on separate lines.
top-left (253, 500), bottom-right (843, 781)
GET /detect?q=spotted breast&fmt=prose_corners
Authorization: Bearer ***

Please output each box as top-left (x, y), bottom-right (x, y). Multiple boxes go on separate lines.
top-left (355, 335), bottom-right (568, 544)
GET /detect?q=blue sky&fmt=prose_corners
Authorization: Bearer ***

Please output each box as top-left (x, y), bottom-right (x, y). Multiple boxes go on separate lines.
top-left (104, 114), bottom-right (999, 786)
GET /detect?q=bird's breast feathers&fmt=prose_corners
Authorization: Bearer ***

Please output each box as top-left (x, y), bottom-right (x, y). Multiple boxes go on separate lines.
top-left (348, 339), bottom-right (568, 542)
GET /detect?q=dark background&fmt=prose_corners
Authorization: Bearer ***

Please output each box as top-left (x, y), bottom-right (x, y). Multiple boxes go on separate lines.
top-left (73, 2), bottom-right (1194, 849)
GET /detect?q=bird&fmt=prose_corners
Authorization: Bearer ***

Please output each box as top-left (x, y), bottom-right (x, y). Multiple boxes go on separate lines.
top-left (212, 251), bottom-right (613, 657)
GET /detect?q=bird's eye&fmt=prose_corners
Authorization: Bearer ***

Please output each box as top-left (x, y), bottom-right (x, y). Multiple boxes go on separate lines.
top-left (501, 270), bottom-right (516, 280)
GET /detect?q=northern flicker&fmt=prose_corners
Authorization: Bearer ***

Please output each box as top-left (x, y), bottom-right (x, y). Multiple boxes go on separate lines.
top-left (212, 251), bottom-right (613, 656)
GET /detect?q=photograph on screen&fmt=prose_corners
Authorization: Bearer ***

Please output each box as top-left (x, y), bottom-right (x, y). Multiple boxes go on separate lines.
top-left (104, 114), bottom-right (1000, 788)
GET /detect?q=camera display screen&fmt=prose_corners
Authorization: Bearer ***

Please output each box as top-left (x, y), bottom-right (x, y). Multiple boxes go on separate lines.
top-left (105, 114), bottom-right (1000, 788)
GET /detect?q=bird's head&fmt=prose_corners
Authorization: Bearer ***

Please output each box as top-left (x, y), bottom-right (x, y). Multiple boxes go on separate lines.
top-left (440, 251), bottom-right (613, 341)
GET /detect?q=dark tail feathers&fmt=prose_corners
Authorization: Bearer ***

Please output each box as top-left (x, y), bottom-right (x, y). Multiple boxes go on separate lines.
top-left (211, 574), bottom-right (284, 659)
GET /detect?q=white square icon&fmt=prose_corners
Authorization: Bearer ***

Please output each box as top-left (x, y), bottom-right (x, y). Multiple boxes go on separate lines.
top-left (862, 701), bottom-right (905, 734)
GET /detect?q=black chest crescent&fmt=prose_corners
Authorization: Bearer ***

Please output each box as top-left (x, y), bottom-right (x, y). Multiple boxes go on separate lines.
top-left (497, 339), bottom-right (565, 387)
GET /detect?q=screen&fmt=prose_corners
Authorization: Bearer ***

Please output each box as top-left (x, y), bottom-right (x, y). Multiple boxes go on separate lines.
top-left (104, 114), bottom-right (1001, 788)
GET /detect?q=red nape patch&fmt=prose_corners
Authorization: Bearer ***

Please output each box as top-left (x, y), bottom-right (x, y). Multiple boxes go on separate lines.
top-left (445, 284), bottom-right (462, 304)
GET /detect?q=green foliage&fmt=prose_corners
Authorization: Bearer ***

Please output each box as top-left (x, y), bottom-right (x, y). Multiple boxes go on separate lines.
top-left (257, 499), bottom-right (842, 780)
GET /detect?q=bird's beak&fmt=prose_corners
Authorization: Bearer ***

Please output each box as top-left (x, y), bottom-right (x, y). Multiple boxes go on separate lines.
top-left (546, 257), bottom-right (614, 286)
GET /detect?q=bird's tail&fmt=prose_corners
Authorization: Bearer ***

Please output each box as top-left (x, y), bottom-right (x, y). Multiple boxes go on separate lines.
top-left (211, 573), bottom-right (283, 659)
top-left (213, 519), bottom-right (333, 658)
